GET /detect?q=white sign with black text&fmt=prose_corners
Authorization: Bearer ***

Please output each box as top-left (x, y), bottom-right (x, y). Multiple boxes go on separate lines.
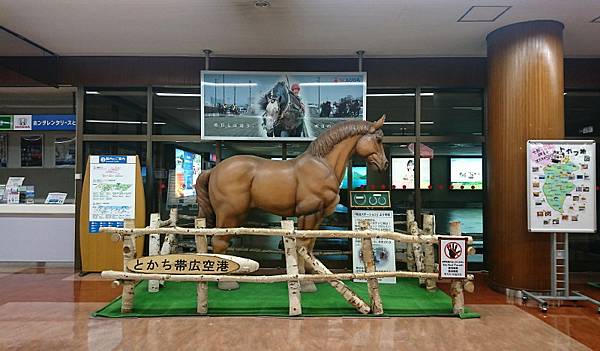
top-left (352, 210), bottom-right (396, 284)
top-left (438, 237), bottom-right (468, 279)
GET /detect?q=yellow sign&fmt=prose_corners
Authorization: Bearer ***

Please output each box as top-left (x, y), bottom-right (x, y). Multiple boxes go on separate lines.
top-left (127, 254), bottom-right (245, 274)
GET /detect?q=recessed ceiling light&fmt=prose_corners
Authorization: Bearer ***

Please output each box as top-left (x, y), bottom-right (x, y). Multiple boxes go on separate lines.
top-left (255, 1), bottom-right (270, 8)
top-left (458, 6), bottom-right (511, 22)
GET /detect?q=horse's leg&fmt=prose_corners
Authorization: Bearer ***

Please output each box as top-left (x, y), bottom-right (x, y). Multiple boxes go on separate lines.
top-left (214, 214), bottom-right (245, 291)
top-left (297, 213), bottom-right (323, 293)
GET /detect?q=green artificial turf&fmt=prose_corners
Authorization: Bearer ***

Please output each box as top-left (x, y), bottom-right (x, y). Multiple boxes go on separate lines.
top-left (94, 278), bottom-right (479, 318)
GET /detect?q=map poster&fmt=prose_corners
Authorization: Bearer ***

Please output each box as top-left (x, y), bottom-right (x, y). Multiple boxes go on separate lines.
top-left (89, 155), bottom-right (136, 233)
top-left (351, 210), bottom-right (396, 284)
top-left (527, 140), bottom-right (596, 233)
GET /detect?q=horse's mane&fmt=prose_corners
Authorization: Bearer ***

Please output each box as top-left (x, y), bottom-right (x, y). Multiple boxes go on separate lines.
top-left (306, 120), bottom-right (380, 158)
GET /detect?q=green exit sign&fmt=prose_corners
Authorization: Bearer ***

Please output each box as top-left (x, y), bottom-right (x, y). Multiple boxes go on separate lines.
top-left (349, 191), bottom-right (391, 208)
top-left (0, 115), bottom-right (12, 130)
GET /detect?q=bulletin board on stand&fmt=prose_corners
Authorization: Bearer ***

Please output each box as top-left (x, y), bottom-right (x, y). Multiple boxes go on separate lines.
top-left (527, 140), bottom-right (596, 233)
top-left (79, 155), bottom-right (146, 272)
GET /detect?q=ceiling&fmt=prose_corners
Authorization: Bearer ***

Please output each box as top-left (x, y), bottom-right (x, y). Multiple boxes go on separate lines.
top-left (1, 0), bottom-right (600, 57)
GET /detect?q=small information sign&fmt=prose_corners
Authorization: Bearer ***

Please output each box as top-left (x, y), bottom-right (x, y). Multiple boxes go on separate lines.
top-left (438, 237), bottom-right (468, 279)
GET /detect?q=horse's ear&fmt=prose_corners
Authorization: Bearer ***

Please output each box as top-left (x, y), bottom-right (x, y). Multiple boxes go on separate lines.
top-left (369, 114), bottom-right (386, 133)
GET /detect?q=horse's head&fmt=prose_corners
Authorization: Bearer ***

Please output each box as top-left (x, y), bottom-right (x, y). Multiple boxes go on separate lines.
top-left (265, 92), bottom-right (281, 116)
top-left (356, 115), bottom-right (388, 172)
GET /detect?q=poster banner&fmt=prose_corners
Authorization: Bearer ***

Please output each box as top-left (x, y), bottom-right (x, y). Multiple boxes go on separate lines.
top-left (351, 210), bottom-right (396, 284)
top-left (88, 155), bottom-right (136, 233)
top-left (201, 71), bottom-right (366, 141)
top-left (527, 140), bottom-right (596, 233)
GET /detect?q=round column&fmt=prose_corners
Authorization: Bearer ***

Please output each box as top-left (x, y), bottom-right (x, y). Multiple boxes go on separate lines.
top-left (487, 20), bottom-right (565, 291)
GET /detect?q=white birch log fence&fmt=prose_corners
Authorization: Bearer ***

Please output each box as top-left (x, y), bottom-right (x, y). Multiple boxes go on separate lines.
top-left (102, 215), bottom-right (475, 316)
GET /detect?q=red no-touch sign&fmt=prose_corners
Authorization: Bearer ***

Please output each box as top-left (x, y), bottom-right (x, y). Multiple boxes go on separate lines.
top-left (438, 237), bottom-right (468, 279)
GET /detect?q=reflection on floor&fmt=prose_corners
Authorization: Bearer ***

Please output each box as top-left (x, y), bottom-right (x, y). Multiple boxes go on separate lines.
top-left (0, 263), bottom-right (599, 351)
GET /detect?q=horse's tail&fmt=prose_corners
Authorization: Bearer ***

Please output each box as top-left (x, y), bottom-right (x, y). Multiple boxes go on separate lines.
top-left (195, 170), bottom-right (215, 228)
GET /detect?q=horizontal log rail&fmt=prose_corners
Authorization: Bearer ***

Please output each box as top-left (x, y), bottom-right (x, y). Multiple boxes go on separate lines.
top-left (101, 226), bottom-right (473, 245)
top-left (103, 269), bottom-right (474, 283)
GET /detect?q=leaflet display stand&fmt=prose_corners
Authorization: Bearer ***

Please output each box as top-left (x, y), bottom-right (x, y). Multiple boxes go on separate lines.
top-left (522, 140), bottom-right (599, 313)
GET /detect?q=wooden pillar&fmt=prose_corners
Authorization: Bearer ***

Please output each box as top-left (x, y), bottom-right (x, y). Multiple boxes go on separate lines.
top-left (487, 20), bottom-right (565, 291)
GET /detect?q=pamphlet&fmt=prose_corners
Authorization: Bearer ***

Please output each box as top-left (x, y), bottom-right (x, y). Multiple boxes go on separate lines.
top-left (45, 192), bottom-right (67, 205)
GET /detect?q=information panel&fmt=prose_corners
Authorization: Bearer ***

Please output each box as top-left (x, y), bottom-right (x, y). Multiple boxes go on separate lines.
top-left (351, 210), bottom-right (396, 284)
top-left (438, 237), bottom-right (468, 279)
top-left (527, 140), bottom-right (596, 233)
top-left (89, 155), bottom-right (136, 233)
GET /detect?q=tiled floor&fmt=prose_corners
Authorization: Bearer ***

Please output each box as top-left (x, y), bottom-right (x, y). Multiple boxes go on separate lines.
top-left (0, 264), bottom-right (599, 351)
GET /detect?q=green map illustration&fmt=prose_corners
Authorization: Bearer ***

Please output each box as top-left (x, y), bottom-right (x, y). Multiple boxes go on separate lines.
top-left (542, 162), bottom-right (578, 212)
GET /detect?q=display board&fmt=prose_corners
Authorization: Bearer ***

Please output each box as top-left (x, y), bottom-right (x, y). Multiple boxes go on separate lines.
top-left (391, 157), bottom-right (430, 189)
top-left (527, 140), bottom-right (596, 233)
top-left (175, 148), bottom-right (202, 198)
top-left (450, 158), bottom-right (483, 190)
top-left (351, 210), bottom-right (396, 284)
top-left (201, 71), bottom-right (366, 140)
top-left (88, 156), bottom-right (137, 233)
top-left (80, 155), bottom-right (145, 272)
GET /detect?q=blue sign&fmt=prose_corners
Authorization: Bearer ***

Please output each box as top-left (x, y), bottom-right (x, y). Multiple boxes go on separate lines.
top-left (31, 114), bottom-right (76, 131)
top-left (89, 221), bottom-right (124, 234)
top-left (99, 156), bottom-right (128, 164)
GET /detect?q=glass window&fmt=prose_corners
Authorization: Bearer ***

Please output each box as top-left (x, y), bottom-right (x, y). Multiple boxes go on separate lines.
top-left (153, 87), bottom-right (201, 135)
top-left (565, 91), bottom-right (600, 137)
top-left (367, 89), bottom-right (416, 136)
top-left (84, 88), bottom-right (147, 134)
top-left (420, 90), bottom-right (483, 136)
top-left (20, 135), bottom-right (43, 167)
top-left (420, 142), bottom-right (484, 263)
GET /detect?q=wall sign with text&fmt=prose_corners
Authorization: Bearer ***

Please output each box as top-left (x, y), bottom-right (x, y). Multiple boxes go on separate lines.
top-left (438, 237), bottom-right (468, 279)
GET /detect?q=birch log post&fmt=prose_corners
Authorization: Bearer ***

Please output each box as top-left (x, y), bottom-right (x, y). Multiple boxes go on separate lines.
top-left (360, 237), bottom-right (384, 315)
top-left (422, 214), bottom-right (437, 291)
top-left (160, 208), bottom-right (178, 255)
top-left (449, 220), bottom-right (465, 314)
top-left (409, 219), bottom-right (426, 285)
top-left (297, 247), bottom-right (371, 314)
top-left (121, 219), bottom-right (137, 313)
top-left (195, 218), bottom-right (209, 314)
top-left (405, 210), bottom-right (416, 271)
top-left (281, 220), bottom-right (302, 316)
top-left (148, 213), bottom-right (161, 293)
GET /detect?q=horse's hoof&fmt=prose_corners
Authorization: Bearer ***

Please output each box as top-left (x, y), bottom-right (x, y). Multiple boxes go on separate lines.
top-left (218, 281), bottom-right (240, 291)
top-left (301, 281), bottom-right (317, 293)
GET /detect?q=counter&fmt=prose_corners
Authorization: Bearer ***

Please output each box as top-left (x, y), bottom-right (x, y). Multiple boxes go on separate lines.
top-left (0, 204), bottom-right (75, 262)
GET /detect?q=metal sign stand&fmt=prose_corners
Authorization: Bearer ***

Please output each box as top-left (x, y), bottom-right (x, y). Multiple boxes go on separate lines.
top-left (521, 232), bottom-right (600, 313)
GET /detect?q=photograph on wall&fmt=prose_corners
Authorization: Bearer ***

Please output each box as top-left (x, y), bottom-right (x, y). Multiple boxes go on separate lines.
top-left (201, 71), bottom-right (366, 140)
top-left (391, 157), bottom-right (431, 189)
top-left (450, 158), bottom-right (483, 190)
top-left (0, 134), bottom-right (7, 167)
top-left (54, 137), bottom-right (76, 167)
top-left (527, 140), bottom-right (596, 233)
top-left (20, 135), bottom-right (43, 167)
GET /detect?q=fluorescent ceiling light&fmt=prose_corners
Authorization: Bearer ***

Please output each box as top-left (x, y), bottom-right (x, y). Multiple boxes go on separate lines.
top-left (299, 82), bottom-right (365, 87)
top-left (85, 91), bottom-right (100, 95)
top-left (155, 92), bottom-right (201, 97)
top-left (85, 119), bottom-right (166, 125)
top-left (384, 121), bottom-right (434, 125)
top-left (420, 93), bottom-right (434, 96)
top-left (202, 82), bottom-right (258, 87)
top-left (367, 93), bottom-right (415, 97)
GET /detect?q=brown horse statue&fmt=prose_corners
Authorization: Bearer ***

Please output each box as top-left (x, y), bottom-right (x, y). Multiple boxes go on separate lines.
top-left (195, 115), bottom-right (388, 291)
